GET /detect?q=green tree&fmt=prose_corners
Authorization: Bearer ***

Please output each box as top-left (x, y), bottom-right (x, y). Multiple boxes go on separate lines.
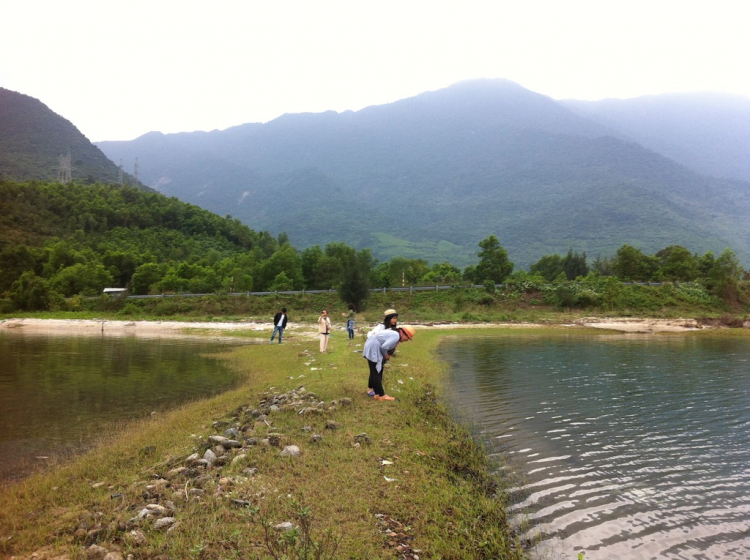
top-left (422, 262), bottom-right (462, 285)
top-left (223, 267), bottom-right (253, 292)
top-left (474, 235), bottom-right (514, 284)
top-left (130, 262), bottom-right (165, 295)
top-left (591, 254), bottom-right (614, 276)
top-left (698, 251), bottom-right (716, 277)
top-left (705, 248), bottom-right (743, 302)
top-left (102, 250), bottom-right (140, 287)
top-left (9, 271), bottom-right (54, 311)
top-left (562, 249), bottom-right (588, 280)
top-left (655, 245), bottom-right (699, 282)
top-left (612, 245), bottom-right (657, 282)
top-left (257, 245), bottom-right (304, 291)
top-left (43, 239), bottom-right (88, 276)
top-left (338, 249), bottom-right (374, 310)
top-left (462, 264), bottom-right (477, 284)
top-left (384, 257), bottom-right (429, 287)
top-left (269, 271), bottom-right (295, 292)
top-left (156, 271), bottom-right (187, 293)
top-left (530, 254), bottom-right (564, 282)
top-left (0, 245), bottom-right (41, 293)
top-left (50, 263), bottom-right (114, 297)
top-left (301, 245), bottom-right (325, 289)
top-left (188, 269), bottom-right (221, 294)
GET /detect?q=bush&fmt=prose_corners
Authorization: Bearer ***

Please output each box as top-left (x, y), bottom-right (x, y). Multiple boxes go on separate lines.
top-left (477, 294), bottom-right (495, 306)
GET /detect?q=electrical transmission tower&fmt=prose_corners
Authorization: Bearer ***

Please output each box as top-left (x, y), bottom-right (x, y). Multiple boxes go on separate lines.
top-left (57, 153), bottom-right (72, 184)
top-left (133, 157), bottom-right (139, 187)
top-left (119, 160), bottom-right (124, 186)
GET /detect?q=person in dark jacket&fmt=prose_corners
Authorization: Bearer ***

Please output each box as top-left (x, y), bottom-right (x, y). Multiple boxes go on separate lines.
top-left (270, 308), bottom-right (288, 344)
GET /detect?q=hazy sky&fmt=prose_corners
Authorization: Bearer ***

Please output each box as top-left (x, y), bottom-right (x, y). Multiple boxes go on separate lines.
top-left (2, 0), bottom-right (747, 142)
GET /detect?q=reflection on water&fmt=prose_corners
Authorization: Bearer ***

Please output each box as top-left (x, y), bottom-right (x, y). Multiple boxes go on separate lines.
top-left (0, 330), bottom-right (249, 482)
top-left (441, 333), bottom-right (750, 560)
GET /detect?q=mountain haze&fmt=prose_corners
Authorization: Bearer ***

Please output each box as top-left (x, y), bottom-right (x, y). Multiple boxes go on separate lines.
top-left (96, 79), bottom-right (750, 268)
top-left (561, 93), bottom-right (750, 183)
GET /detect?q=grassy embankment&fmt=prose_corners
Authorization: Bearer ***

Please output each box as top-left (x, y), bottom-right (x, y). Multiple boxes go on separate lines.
top-left (4, 280), bottom-right (746, 326)
top-left (0, 326), bottom-right (528, 560)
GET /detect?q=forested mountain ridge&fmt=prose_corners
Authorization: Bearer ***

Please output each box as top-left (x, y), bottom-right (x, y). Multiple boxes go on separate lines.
top-left (97, 79), bottom-right (750, 268)
top-left (0, 88), bottom-right (140, 186)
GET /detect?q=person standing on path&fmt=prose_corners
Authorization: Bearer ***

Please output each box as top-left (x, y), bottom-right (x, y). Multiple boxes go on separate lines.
top-left (342, 304), bottom-right (356, 340)
top-left (270, 308), bottom-right (288, 344)
top-left (318, 309), bottom-right (332, 353)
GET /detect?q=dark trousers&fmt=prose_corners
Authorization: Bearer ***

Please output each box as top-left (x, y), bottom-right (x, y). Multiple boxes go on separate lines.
top-left (367, 359), bottom-right (385, 396)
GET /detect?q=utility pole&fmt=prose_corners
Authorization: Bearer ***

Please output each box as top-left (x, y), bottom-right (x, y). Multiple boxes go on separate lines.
top-left (57, 152), bottom-right (72, 184)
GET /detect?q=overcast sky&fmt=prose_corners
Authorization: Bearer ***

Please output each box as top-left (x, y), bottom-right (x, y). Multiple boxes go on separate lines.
top-left (2, 0), bottom-right (748, 142)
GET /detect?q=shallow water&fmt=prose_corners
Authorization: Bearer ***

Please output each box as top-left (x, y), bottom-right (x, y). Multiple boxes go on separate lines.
top-left (440, 332), bottom-right (750, 560)
top-left (0, 330), bottom-right (249, 482)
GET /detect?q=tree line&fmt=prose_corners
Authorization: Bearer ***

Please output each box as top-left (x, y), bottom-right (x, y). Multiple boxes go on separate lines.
top-left (0, 181), bottom-right (746, 312)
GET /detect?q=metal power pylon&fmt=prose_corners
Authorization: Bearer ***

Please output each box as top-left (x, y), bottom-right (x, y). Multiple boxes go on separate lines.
top-left (57, 153), bottom-right (72, 184)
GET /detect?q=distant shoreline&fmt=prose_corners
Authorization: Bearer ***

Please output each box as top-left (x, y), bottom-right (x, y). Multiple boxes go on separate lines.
top-left (0, 316), bottom-right (709, 337)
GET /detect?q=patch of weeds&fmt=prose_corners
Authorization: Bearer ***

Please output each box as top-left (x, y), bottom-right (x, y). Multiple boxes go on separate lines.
top-left (247, 498), bottom-right (342, 560)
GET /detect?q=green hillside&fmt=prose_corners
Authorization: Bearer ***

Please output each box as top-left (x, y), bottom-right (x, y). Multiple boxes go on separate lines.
top-left (97, 80), bottom-right (750, 268)
top-left (0, 181), bottom-right (282, 300)
top-left (0, 88), bottom-right (137, 185)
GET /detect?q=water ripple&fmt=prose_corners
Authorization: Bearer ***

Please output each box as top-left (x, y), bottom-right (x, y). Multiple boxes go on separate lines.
top-left (442, 334), bottom-right (750, 560)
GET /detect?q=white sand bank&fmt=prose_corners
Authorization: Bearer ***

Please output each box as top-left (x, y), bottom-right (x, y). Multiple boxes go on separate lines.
top-left (0, 316), bottom-right (713, 338)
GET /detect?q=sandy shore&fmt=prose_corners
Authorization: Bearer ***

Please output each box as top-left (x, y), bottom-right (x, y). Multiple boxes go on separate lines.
top-left (0, 318), bottom-right (270, 339)
top-left (0, 316), bottom-right (710, 338)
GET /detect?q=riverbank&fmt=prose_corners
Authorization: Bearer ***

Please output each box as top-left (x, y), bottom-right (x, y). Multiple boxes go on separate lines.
top-left (1, 323), bottom-right (536, 560)
top-left (0, 316), bottom-right (737, 559)
top-left (0, 315), bottom-right (713, 338)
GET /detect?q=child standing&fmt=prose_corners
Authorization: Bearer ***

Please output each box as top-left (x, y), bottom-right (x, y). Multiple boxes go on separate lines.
top-left (342, 304), bottom-right (356, 340)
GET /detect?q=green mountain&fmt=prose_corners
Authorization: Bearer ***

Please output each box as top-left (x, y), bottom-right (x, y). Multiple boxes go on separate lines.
top-left (0, 88), bottom-right (138, 186)
top-left (94, 79), bottom-right (750, 268)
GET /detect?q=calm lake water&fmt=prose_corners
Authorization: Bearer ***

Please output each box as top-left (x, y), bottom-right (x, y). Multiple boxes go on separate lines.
top-left (440, 332), bottom-right (750, 560)
top-left (0, 330), bottom-right (249, 482)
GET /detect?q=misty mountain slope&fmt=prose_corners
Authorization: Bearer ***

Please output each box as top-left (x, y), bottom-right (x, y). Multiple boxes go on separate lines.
top-left (561, 93), bottom-right (750, 183)
top-left (0, 87), bottom-right (134, 185)
top-left (97, 79), bottom-right (750, 268)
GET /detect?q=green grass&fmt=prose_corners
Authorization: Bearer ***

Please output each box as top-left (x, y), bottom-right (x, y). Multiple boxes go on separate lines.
top-left (0, 328), bottom-right (526, 560)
